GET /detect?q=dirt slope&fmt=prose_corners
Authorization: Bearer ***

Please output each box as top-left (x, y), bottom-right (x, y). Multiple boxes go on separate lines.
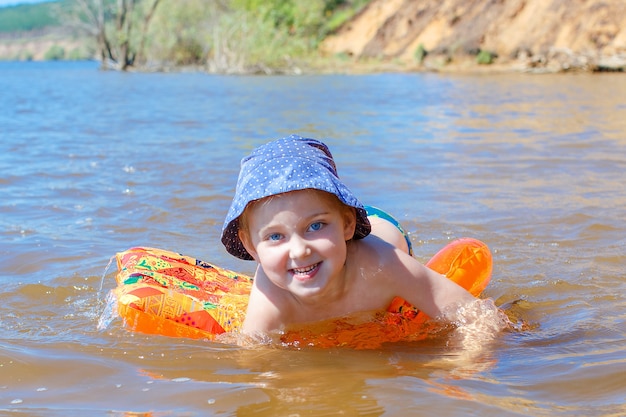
top-left (321, 0), bottom-right (626, 72)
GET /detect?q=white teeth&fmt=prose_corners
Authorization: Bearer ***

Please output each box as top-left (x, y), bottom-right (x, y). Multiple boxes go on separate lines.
top-left (292, 264), bottom-right (317, 274)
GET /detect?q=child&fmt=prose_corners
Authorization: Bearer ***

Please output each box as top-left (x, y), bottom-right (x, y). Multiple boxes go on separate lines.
top-left (221, 135), bottom-right (476, 336)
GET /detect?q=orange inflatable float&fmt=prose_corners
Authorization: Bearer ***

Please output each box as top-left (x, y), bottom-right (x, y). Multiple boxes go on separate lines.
top-left (111, 238), bottom-right (492, 348)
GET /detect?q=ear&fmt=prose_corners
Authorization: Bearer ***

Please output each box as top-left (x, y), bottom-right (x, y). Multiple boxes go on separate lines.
top-left (238, 229), bottom-right (258, 261)
top-left (342, 207), bottom-right (357, 241)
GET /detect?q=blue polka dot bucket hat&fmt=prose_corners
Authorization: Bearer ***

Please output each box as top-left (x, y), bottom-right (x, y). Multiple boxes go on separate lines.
top-left (221, 134), bottom-right (371, 260)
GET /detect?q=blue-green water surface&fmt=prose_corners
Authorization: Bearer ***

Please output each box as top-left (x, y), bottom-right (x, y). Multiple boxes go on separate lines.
top-left (0, 61), bottom-right (624, 416)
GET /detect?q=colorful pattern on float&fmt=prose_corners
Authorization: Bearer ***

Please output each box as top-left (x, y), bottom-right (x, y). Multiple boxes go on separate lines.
top-left (112, 238), bottom-right (492, 348)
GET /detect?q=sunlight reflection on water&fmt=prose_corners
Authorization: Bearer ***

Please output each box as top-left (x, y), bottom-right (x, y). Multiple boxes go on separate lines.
top-left (0, 62), bottom-right (624, 416)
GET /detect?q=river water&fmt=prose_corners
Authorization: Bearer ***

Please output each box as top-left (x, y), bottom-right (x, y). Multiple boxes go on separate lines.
top-left (1, 61), bottom-right (624, 416)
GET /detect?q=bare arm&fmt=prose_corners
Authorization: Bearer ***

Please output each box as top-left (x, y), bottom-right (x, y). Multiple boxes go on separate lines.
top-left (361, 238), bottom-right (475, 319)
top-left (400, 256), bottom-right (475, 318)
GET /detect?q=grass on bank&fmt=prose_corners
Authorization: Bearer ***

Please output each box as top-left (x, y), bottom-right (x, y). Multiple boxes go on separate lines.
top-left (0, 0), bottom-right (371, 70)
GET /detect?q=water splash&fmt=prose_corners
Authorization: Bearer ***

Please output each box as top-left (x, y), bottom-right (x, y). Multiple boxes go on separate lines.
top-left (97, 290), bottom-right (119, 331)
top-left (439, 298), bottom-right (512, 351)
top-left (95, 253), bottom-right (118, 331)
top-left (97, 254), bottom-right (116, 302)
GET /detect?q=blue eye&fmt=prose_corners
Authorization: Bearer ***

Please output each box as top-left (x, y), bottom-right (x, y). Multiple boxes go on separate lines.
top-left (309, 222), bottom-right (323, 232)
top-left (268, 233), bottom-right (282, 241)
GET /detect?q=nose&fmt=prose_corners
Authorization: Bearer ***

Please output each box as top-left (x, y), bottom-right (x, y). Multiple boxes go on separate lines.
top-left (289, 234), bottom-right (311, 259)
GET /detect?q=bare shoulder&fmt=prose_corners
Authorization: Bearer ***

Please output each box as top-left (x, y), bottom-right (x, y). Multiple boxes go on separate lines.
top-left (344, 236), bottom-right (420, 307)
top-left (349, 235), bottom-right (473, 318)
top-left (350, 234), bottom-right (424, 280)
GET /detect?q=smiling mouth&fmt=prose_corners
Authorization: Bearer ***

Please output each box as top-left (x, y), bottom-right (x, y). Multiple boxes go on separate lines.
top-left (291, 262), bottom-right (320, 276)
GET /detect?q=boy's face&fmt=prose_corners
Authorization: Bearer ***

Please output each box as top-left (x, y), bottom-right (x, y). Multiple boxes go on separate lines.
top-left (240, 189), bottom-right (356, 301)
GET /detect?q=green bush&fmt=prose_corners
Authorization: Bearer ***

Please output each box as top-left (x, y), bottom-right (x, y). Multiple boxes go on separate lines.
top-left (40, 0), bottom-right (376, 71)
top-left (172, 38), bottom-right (205, 65)
top-left (67, 47), bottom-right (91, 60)
top-left (44, 44), bottom-right (65, 60)
top-left (414, 43), bottom-right (427, 63)
top-left (476, 50), bottom-right (495, 65)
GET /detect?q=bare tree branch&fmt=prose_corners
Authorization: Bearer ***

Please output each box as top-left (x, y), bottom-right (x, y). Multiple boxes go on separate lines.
top-left (59, 0), bottom-right (160, 70)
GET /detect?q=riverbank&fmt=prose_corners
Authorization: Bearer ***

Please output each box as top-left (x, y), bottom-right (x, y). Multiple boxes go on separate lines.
top-left (2, 24), bottom-right (625, 74)
top-left (3, 36), bottom-right (624, 74)
top-left (319, 0), bottom-right (626, 74)
top-left (3, 0), bottom-right (626, 73)
top-left (0, 28), bottom-right (91, 61)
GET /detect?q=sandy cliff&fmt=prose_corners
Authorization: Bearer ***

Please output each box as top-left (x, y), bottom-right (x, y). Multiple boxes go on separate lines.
top-left (321, 0), bottom-right (626, 72)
